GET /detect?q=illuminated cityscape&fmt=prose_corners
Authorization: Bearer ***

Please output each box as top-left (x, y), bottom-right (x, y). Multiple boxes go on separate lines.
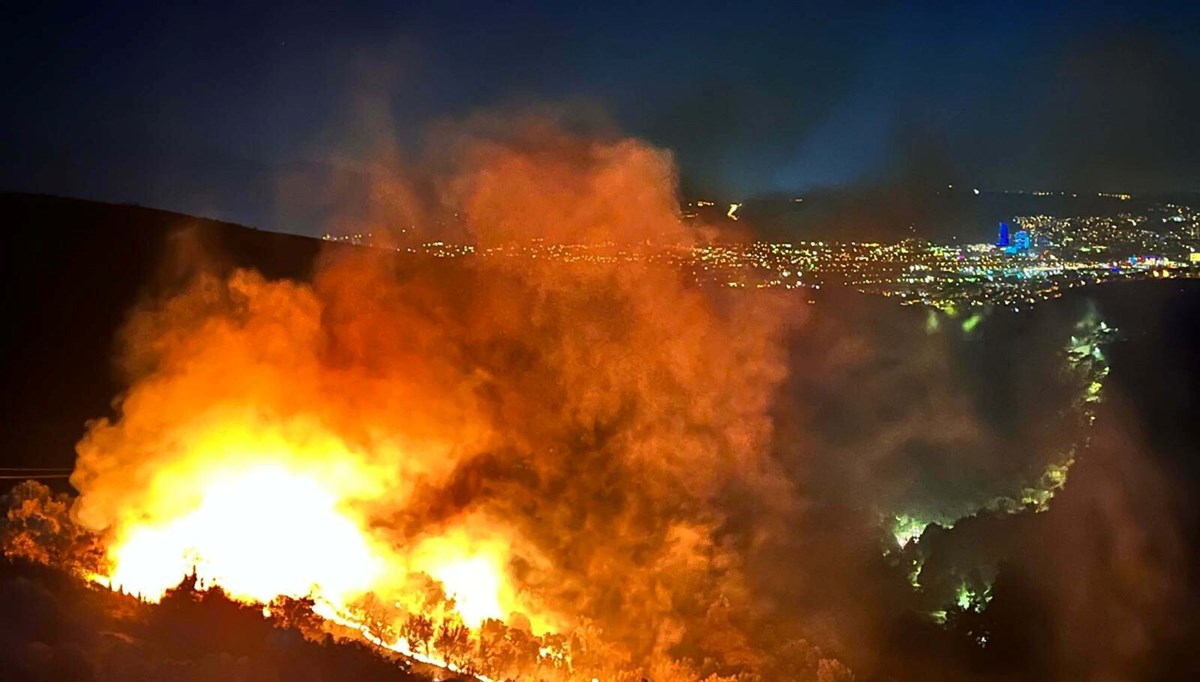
top-left (326, 200), bottom-right (1200, 312)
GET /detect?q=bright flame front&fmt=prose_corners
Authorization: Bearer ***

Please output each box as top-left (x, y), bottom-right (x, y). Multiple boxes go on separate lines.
top-left (411, 534), bottom-right (511, 627)
top-left (107, 465), bottom-right (384, 603)
top-left (92, 442), bottom-right (559, 680)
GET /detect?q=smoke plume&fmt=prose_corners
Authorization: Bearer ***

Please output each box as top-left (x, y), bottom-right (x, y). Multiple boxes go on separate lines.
top-left (69, 115), bottom-right (808, 679)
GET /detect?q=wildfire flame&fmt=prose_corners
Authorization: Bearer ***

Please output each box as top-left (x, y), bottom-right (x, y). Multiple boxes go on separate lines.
top-left (93, 451), bottom-right (539, 678)
top-left (409, 533), bottom-right (511, 628)
top-left (105, 465), bottom-right (384, 603)
top-left (96, 458), bottom-right (533, 617)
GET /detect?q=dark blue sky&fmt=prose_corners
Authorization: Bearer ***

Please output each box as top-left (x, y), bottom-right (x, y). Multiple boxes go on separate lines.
top-left (3, 1), bottom-right (1199, 232)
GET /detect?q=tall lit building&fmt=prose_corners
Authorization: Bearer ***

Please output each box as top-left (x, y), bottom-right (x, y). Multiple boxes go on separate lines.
top-left (996, 222), bottom-right (1010, 248)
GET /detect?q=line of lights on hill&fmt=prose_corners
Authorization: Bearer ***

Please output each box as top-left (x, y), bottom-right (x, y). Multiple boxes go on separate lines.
top-left (322, 202), bottom-right (1200, 311)
top-left (889, 305), bottom-right (1115, 628)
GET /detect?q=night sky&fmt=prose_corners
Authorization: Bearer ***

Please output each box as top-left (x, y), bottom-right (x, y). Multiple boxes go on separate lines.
top-left (3, 1), bottom-right (1199, 234)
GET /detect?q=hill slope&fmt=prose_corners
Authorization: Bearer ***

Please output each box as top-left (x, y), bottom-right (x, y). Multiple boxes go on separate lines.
top-left (0, 193), bottom-right (323, 474)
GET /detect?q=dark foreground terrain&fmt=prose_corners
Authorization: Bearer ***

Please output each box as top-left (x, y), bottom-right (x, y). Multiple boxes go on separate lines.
top-left (0, 555), bottom-right (439, 682)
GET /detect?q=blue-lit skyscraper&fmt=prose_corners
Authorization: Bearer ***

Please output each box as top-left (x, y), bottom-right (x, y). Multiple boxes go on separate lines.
top-left (996, 222), bottom-right (1010, 247)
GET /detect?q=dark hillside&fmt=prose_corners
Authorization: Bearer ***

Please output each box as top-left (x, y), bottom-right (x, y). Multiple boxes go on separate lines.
top-left (0, 557), bottom-right (427, 682)
top-left (0, 194), bottom-right (323, 473)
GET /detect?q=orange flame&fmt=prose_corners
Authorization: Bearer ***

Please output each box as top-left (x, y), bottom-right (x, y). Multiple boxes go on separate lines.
top-left (105, 465), bottom-right (384, 603)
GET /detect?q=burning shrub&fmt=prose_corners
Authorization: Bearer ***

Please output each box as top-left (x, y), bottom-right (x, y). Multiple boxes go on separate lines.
top-left (1, 482), bottom-right (104, 576)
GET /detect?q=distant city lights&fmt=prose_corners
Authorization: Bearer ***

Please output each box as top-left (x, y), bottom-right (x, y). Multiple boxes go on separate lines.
top-left (321, 201), bottom-right (1200, 312)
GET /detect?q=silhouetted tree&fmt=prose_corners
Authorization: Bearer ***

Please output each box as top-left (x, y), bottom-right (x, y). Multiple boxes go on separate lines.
top-left (401, 613), bottom-right (435, 656)
top-left (352, 592), bottom-right (403, 645)
top-left (435, 616), bottom-right (472, 669)
top-left (269, 594), bottom-right (327, 640)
